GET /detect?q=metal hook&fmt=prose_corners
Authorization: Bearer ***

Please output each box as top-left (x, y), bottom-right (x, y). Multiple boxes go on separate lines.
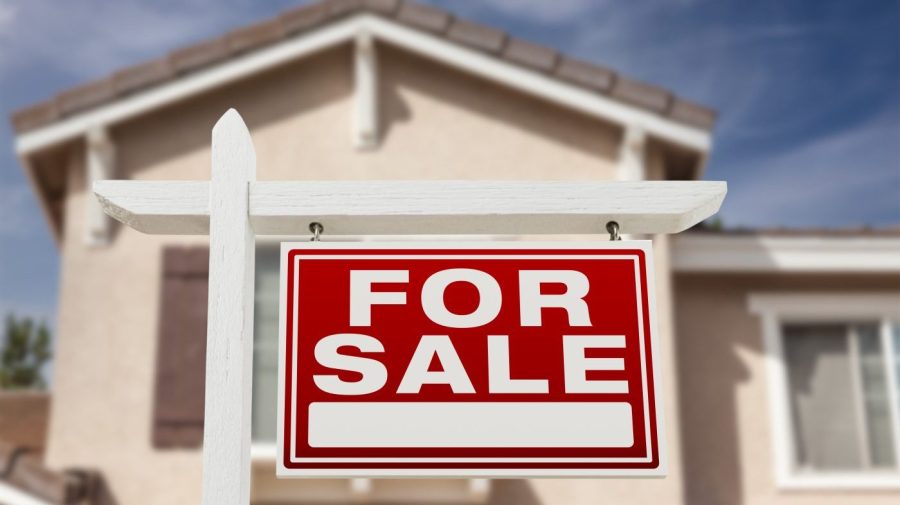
top-left (309, 222), bottom-right (324, 242)
top-left (606, 221), bottom-right (621, 241)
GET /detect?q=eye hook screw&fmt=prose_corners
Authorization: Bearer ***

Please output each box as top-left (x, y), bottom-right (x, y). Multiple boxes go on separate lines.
top-left (309, 222), bottom-right (324, 242)
top-left (606, 221), bottom-right (621, 241)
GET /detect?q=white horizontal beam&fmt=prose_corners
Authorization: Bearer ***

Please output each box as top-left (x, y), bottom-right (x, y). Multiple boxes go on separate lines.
top-left (94, 180), bottom-right (725, 236)
top-left (17, 14), bottom-right (710, 156)
top-left (84, 127), bottom-right (115, 246)
top-left (672, 234), bottom-right (900, 272)
top-left (749, 293), bottom-right (900, 319)
top-left (353, 30), bottom-right (378, 149)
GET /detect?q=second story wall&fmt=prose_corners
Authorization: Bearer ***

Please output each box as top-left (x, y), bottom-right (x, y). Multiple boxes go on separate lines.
top-left (113, 44), bottom-right (621, 185)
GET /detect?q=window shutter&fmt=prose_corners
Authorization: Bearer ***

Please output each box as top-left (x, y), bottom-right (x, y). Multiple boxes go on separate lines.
top-left (152, 246), bottom-right (209, 448)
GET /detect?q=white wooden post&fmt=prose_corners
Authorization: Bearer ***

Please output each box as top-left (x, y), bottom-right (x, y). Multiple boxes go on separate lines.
top-left (353, 30), bottom-right (378, 150)
top-left (617, 125), bottom-right (646, 182)
top-left (85, 127), bottom-right (114, 246)
top-left (201, 109), bottom-right (256, 505)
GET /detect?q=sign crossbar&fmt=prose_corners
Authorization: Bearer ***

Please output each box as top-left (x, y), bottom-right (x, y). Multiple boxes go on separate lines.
top-left (95, 180), bottom-right (726, 236)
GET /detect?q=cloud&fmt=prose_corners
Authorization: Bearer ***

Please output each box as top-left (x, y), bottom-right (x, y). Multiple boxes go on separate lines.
top-left (0, 1), bottom-right (14, 28)
top-left (718, 110), bottom-right (900, 228)
top-left (0, 0), bottom-right (294, 80)
top-left (469, 0), bottom-right (600, 24)
top-left (0, 0), bottom-right (15, 68)
top-left (0, 183), bottom-right (37, 236)
top-left (556, 1), bottom-right (899, 228)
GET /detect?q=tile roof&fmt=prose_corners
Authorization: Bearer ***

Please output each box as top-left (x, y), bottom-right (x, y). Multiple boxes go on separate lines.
top-left (688, 224), bottom-right (900, 237)
top-left (10, 0), bottom-right (717, 136)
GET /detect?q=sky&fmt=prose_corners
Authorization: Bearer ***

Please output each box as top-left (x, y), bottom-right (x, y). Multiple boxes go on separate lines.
top-left (0, 0), bottom-right (898, 325)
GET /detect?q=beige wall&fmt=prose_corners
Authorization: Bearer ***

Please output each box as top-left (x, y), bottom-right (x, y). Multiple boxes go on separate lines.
top-left (675, 272), bottom-right (900, 505)
top-left (50, 149), bottom-right (206, 504)
top-left (114, 44), bottom-right (620, 183)
top-left (45, 42), bottom-right (690, 505)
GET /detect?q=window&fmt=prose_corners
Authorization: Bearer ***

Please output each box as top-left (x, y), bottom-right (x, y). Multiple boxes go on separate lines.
top-left (751, 294), bottom-right (900, 489)
top-left (252, 248), bottom-right (280, 442)
top-left (784, 323), bottom-right (897, 471)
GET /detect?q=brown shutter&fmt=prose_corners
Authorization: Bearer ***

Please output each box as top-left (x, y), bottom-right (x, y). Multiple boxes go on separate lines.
top-left (152, 246), bottom-right (209, 448)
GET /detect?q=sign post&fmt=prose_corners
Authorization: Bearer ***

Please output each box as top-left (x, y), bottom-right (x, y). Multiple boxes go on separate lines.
top-left (94, 109), bottom-right (726, 503)
top-left (202, 110), bottom-right (257, 504)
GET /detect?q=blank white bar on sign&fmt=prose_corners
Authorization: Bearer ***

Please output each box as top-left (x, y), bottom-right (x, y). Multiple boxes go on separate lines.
top-left (308, 402), bottom-right (633, 448)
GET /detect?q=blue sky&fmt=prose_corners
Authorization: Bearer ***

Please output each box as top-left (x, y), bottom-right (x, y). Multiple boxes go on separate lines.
top-left (0, 0), bottom-right (898, 324)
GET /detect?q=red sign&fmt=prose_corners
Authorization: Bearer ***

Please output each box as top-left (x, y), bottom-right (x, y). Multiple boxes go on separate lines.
top-left (276, 242), bottom-right (665, 477)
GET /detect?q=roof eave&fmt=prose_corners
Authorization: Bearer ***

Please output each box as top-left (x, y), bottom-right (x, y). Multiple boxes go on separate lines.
top-left (17, 154), bottom-right (62, 247)
top-left (13, 12), bottom-right (713, 159)
top-left (672, 233), bottom-right (900, 273)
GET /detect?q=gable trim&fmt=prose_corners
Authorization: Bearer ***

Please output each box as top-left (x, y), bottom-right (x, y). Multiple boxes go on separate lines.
top-left (15, 15), bottom-right (358, 156)
top-left (15, 13), bottom-right (711, 156)
top-left (672, 234), bottom-right (900, 273)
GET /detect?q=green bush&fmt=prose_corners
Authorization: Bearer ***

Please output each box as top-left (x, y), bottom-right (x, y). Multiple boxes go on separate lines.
top-left (0, 314), bottom-right (52, 390)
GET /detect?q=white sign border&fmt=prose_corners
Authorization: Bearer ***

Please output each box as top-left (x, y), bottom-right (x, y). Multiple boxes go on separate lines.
top-left (276, 241), bottom-right (666, 478)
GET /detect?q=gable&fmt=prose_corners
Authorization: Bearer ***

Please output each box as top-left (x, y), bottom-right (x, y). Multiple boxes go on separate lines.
top-left (113, 43), bottom-right (622, 184)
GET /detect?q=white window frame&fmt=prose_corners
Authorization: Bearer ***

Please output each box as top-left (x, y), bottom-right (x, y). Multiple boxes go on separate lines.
top-left (749, 292), bottom-right (900, 490)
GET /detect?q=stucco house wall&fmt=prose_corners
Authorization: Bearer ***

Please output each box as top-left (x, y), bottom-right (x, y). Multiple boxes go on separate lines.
top-left (675, 272), bottom-right (900, 505)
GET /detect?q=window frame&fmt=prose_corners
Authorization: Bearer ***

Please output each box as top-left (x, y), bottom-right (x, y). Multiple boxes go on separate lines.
top-left (251, 240), bottom-right (290, 457)
top-left (750, 293), bottom-right (900, 490)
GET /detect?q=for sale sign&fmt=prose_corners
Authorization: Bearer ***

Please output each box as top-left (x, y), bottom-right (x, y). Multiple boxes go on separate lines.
top-left (276, 242), bottom-right (665, 477)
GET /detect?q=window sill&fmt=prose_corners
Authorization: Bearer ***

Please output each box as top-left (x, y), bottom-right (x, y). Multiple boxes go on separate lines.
top-left (251, 442), bottom-right (277, 462)
top-left (779, 473), bottom-right (900, 491)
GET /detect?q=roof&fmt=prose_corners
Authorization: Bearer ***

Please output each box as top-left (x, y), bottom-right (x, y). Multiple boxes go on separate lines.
top-left (674, 226), bottom-right (900, 273)
top-left (687, 224), bottom-right (900, 237)
top-left (9, 0), bottom-right (716, 135)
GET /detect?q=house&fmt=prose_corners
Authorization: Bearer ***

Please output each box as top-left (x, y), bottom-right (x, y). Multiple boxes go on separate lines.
top-left (6, 1), bottom-right (900, 504)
